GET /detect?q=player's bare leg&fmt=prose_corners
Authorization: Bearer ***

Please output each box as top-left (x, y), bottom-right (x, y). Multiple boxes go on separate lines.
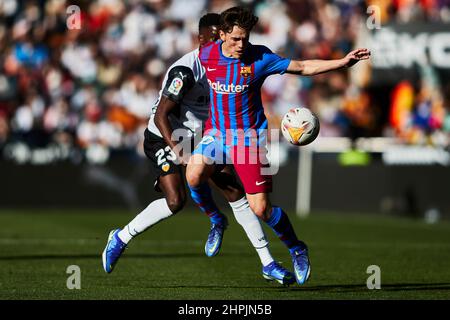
top-left (210, 166), bottom-right (243, 202)
top-left (158, 173), bottom-right (187, 213)
top-left (186, 153), bottom-right (216, 187)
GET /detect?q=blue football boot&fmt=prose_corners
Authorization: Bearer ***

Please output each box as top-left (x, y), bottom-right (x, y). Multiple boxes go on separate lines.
top-left (291, 245), bottom-right (311, 285)
top-left (262, 261), bottom-right (296, 286)
top-left (102, 229), bottom-right (127, 273)
top-left (205, 215), bottom-right (228, 257)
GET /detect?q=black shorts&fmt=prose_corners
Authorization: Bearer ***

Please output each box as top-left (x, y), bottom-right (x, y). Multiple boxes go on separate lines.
top-left (143, 128), bottom-right (182, 191)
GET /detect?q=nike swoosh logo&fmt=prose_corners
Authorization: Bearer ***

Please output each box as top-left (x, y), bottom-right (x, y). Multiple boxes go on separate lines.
top-left (295, 268), bottom-right (304, 282)
top-left (256, 181), bottom-right (267, 186)
top-left (207, 67), bottom-right (216, 71)
top-left (208, 241), bottom-right (219, 254)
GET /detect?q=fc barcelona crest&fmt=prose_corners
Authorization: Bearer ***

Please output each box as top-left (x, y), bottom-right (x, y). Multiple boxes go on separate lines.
top-left (240, 66), bottom-right (252, 78)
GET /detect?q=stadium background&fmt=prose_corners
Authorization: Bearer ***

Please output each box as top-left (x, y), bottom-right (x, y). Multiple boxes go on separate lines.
top-left (1, 0), bottom-right (450, 217)
top-left (1, 0), bottom-right (450, 300)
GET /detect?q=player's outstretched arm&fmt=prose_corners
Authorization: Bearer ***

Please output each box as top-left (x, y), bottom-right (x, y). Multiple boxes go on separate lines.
top-left (286, 48), bottom-right (371, 76)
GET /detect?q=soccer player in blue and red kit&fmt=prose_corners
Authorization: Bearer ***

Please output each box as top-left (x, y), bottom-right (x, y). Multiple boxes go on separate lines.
top-left (186, 6), bottom-right (370, 285)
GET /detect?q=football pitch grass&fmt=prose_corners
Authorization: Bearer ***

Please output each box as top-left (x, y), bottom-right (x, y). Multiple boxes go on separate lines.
top-left (1, 209), bottom-right (450, 300)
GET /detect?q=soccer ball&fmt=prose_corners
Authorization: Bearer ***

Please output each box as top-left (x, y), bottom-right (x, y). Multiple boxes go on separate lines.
top-left (281, 107), bottom-right (320, 146)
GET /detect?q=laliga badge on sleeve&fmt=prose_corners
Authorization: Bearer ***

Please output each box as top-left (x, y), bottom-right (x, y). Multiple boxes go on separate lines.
top-left (168, 78), bottom-right (184, 95)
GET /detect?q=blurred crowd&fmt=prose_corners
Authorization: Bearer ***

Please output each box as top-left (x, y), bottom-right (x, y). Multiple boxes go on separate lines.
top-left (1, 0), bottom-right (450, 164)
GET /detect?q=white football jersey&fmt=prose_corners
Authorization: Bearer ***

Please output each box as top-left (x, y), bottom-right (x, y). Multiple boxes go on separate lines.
top-left (147, 49), bottom-right (210, 139)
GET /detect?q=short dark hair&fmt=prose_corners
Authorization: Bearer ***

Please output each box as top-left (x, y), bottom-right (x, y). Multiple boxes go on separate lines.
top-left (220, 6), bottom-right (258, 34)
top-left (198, 13), bottom-right (221, 33)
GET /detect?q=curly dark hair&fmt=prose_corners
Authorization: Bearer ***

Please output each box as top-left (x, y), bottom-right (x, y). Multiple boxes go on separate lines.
top-left (220, 6), bottom-right (258, 34)
top-left (198, 13), bottom-right (221, 33)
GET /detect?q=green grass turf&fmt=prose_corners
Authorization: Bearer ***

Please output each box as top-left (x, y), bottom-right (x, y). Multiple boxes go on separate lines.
top-left (0, 209), bottom-right (450, 300)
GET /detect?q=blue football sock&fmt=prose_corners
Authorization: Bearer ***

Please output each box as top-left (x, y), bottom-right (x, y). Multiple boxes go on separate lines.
top-left (189, 183), bottom-right (225, 224)
top-left (266, 206), bottom-right (306, 253)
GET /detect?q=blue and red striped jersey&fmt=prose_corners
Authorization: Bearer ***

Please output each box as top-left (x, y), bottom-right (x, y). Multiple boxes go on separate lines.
top-left (199, 40), bottom-right (290, 143)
